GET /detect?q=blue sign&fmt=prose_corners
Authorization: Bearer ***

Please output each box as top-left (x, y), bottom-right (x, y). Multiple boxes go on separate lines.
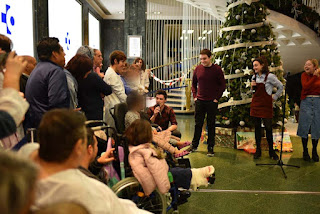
top-left (1, 4), bottom-right (15, 35)
top-left (65, 32), bottom-right (71, 50)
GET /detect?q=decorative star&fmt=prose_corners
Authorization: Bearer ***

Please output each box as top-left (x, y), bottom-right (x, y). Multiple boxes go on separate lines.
top-left (215, 57), bottom-right (222, 65)
top-left (222, 89), bottom-right (230, 98)
top-left (242, 66), bottom-right (252, 75)
top-left (244, 79), bottom-right (251, 88)
top-left (235, 38), bottom-right (241, 44)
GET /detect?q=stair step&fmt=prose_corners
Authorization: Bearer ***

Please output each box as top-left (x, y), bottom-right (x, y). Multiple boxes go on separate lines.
top-left (174, 109), bottom-right (195, 114)
top-left (168, 93), bottom-right (186, 98)
top-left (167, 103), bottom-right (185, 108)
top-left (167, 98), bottom-right (184, 103)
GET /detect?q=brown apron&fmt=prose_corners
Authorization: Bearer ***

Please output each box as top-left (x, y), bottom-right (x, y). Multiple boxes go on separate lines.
top-left (250, 73), bottom-right (273, 119)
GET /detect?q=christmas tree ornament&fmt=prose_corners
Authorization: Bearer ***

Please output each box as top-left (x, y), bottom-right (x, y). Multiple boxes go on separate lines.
top-left (225, 120), bottom-right (230, 125)
top-left (251, 58), bottom-right (255, 61)
top-left (249, 46), bottom-right (252, 48)
top-left (242, 29), bottom-right (246, 32)
top-left (244, 10), bottom-right (247, 14)
top-left (261, 49), bottom-right (266, 53)
top-left (236, 15), bottom-right (241, 20)
top-left (222, 89), bottom-right (230, 98)
top-left (235, 38), bottom-right (241, 44)
top-left (243, 66), bottom-right (252, 75)
top-left (235, 69), bottom-right (241, 73)
top-left (226, 35), bottom-right (231, 40)
top-left (226, 55), bottom-right (229, 58)
top-left (259, 7), bottom-right (263, 11)
top-left (271, 62), bottom-right (275, 66)
top-left (240, 121), bottom-right (245, 126)
top-left (251, 29), bottom-right (256, 34)
top-left (267, 48), bottom-right (270, 52)
top-left (215, 57), bottom-right (222, 65)
top-left (245, 79), bottom-right (251, 88)
top-left (284, 118), bottom-right (288, 123)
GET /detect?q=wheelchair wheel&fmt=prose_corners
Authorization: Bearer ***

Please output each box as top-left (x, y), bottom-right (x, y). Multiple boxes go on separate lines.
top-left (112, 177), bottom-right (166, 214)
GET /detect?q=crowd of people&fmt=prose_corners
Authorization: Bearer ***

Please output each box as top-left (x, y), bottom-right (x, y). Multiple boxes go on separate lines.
top-left (0, 34), bottom-right (215, 214)
top-left (1, 31), bottom-right (319, 214)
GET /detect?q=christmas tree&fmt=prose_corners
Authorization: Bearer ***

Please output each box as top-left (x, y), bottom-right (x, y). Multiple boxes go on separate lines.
top-left (214, 0), bottom-right (287, 128)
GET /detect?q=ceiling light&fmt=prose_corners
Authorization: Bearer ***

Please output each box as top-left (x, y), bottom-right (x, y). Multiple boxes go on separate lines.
top-left (182, 30), bottom-right (186, 34)
top-left (153, 11), bottom-right (161, 14)
top-left (118, 11), bottom-right (123, 14)
top-left (180, 36), bottom-right (184, 40)
top-left (202, 30), bottom-right (207, 34)
top-left (207, 30), bottom-right (212, 34)
top-left (202, 37), bottom-right (206, 40)
top-left (198, 37), bottom-right (202, 40)
top-left (187, 30), bottom-right (194, 34)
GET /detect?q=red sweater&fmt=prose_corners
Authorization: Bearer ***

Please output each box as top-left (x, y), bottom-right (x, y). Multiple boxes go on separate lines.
top-left (301, 72), bottom-right (320, 100)
top-left (192, 64), bottom-right (226, 101)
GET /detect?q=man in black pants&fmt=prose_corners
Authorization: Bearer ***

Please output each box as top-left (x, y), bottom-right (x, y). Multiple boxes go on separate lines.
top-left (188, 49), bottom-right (226, 156)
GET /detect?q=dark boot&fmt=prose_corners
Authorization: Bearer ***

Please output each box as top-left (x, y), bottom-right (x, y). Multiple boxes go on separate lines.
top-left (269, 150), bottom-right (279, 160)
top-left (254, 148), bottom-right (261, 159)
top-left (302, 138), bottom-right (311, 161)
top-left (268, 140), bottom-right (279, 160)
top-left (312, 139), bottom-right (319, 162)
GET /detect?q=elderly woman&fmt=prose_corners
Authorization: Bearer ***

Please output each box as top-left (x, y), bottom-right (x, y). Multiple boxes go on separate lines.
top-left (297, 59), bottom-right (320, 162)
top-left (66, 54), bottom-right (112, 120)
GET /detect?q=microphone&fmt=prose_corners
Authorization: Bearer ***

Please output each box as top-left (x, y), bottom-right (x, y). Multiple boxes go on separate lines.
top-left (155, 104), bottom-right (162, 117)
top-left (252, 75), bottom-right (256, 94)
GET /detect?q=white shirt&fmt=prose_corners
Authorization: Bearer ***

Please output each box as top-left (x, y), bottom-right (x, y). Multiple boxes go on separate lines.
top-left (103, 67), bottom-right (127, 109)
top-left (33, 169), bottom-right (150, 214)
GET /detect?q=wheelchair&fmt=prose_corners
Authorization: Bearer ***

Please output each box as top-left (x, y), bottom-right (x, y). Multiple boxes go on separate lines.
top-left (104, 104), bottom-right (215, 213)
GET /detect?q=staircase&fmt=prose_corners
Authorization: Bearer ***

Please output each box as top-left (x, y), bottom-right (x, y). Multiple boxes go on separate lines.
top-left (166, 88), bottom-right (194, 114)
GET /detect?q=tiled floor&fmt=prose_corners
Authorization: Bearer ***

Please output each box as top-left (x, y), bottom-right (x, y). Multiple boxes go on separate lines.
top-left (175, 115), bottom-right (320, 214)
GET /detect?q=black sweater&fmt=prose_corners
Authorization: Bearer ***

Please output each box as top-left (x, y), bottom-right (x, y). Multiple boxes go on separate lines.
top-left (78, 72), bottom-right (112, 120)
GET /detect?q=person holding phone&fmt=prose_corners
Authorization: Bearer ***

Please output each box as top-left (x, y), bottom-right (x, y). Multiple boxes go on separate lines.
top-left (250, 56), bottom-right (283, 160)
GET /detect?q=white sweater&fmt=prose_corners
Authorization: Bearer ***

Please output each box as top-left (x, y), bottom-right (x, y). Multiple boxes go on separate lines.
top-left (33, 169), bottom-right (150, 214)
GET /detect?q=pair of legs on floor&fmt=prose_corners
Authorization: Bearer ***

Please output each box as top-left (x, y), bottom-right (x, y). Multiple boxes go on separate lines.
top-left (254, 117), bottom-right (278, 160)
top-left (301, 138), bottom-right (319, 162)
top-left (191, 100), bottom-right (217, 155)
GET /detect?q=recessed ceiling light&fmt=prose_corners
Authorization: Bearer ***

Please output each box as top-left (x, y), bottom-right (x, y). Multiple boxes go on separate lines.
top-left (153, 11), bottom-right (161, 14)
top-left (118, 11), bottom-right (123, 14)
top-left (182, 30), bottom-right (186, 34)
top-left (202, 30), bottom-right (207, 34)
top-left (207, 30), bottom-right (212, 34)
top-left (187, 30), bottom-right (194, 34)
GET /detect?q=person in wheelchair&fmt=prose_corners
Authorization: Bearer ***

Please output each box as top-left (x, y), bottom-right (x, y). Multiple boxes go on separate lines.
top-left (125, 119), bottom-right (215, 196)
top-left (125, 91), bottom-right (190, 158)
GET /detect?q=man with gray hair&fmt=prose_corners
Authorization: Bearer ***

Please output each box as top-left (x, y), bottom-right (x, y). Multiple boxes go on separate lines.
top-left (76, 45), bottom-right (94, 61)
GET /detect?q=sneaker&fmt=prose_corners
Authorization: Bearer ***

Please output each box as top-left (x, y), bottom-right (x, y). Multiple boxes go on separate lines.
top-left (207, 150), bottom-right (215, 157)
top-left (186, 145), bottom-right (197, 152)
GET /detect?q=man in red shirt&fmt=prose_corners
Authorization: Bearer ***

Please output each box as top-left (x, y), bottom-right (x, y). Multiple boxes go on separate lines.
top-left (188, 49), bottom-right (226, 156)
top-left (147, 89), bottom-right (180, 138)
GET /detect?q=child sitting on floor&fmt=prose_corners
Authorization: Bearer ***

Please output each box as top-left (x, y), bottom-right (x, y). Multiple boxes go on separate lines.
top-left (125, 119), bottom-right (215, 196)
